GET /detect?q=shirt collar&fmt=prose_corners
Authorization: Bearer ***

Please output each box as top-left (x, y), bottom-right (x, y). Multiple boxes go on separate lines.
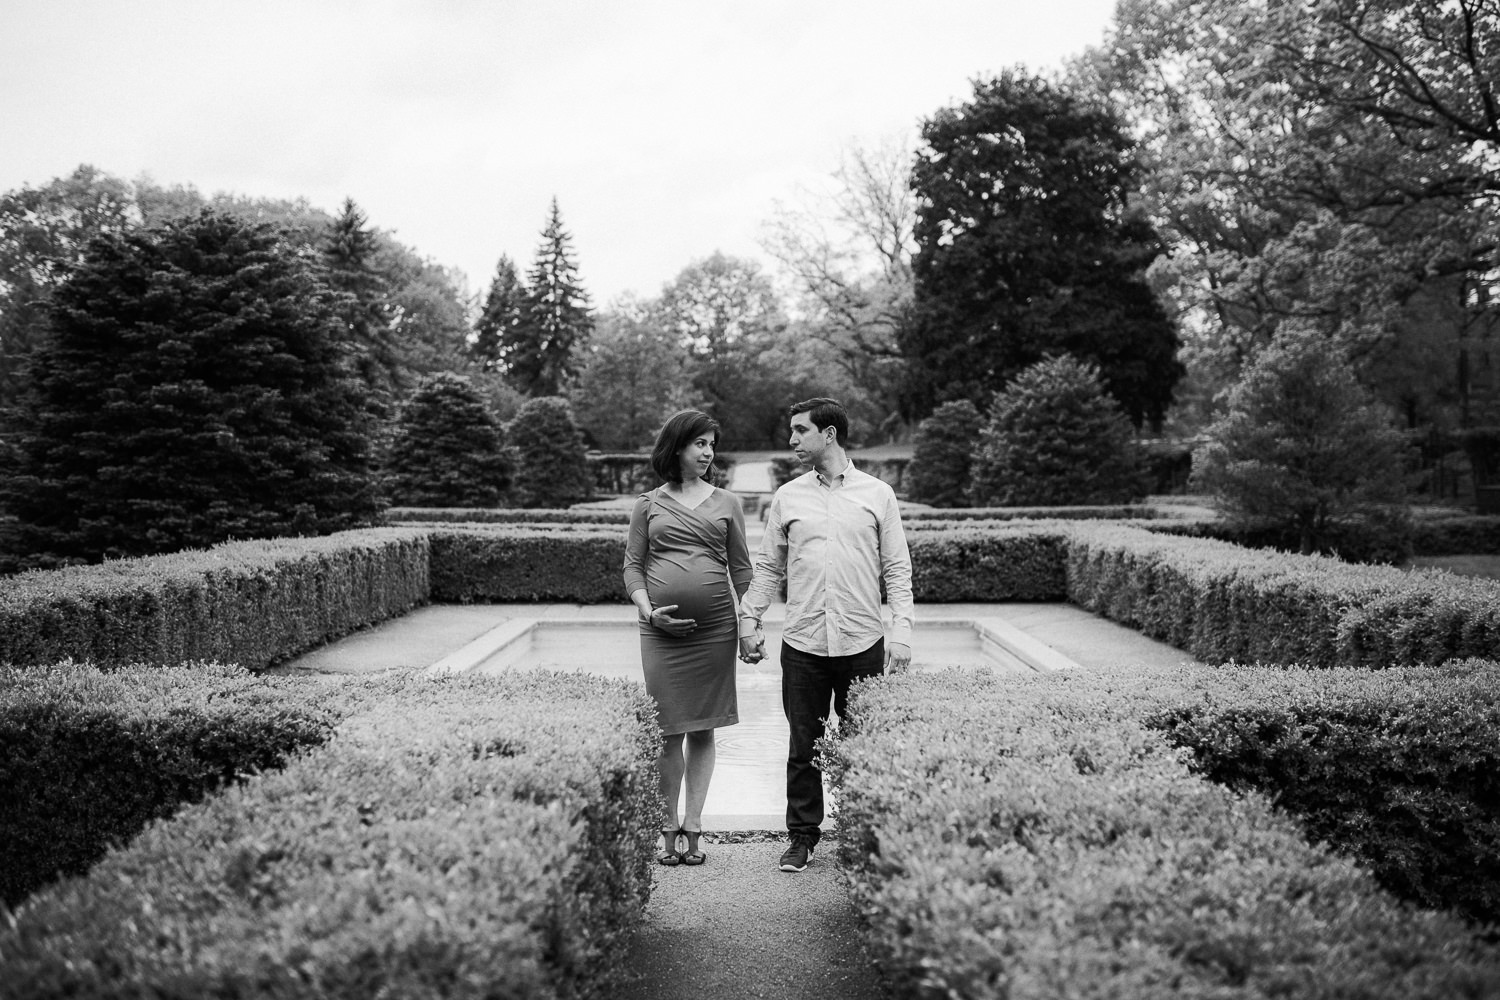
top-left (815, 458), bottom-right (856, 488)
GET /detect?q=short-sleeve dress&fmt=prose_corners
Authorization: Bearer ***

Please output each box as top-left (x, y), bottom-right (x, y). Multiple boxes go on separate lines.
top-left (622, 487), bottom-right (754, 735)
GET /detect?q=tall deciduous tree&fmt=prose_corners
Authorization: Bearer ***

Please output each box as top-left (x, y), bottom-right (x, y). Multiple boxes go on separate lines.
top-left (761, 137), bottom-right (916, 436)
top-left (1, 209), bottom-right (378, 566)
top-left (471, 254), bottom-right (526, 371)
top-left (0, 166), bottom-right (137, 408)
top-left (1077, 0), bottom-right (1499, 436)
top-left (569, 298), bottom-right (687, 450)
top-left (506, 199), bottom-right (592, 396)
top-left (900, 72), bottom-right (1183, 430)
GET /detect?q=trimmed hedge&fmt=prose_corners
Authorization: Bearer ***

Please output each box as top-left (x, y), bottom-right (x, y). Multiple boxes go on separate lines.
top-left (1, 668), bottom-right (660, 1000)
top-left (0, 529), bottom-right (429, 671)
top-left (429, 527), bottom-right (628, 603)
top-left (1146, 660), bottom-right (1500, 925)
top-left (903, 504), bottom-right (1161, 522)
top-left (1065, 524), bottom-right (1500, 667)
top-left (1410, 513), bottom-right (1500, 556)
top-left (827, 667), bottom-right (1500, 999)
top-left (0, 662), bottom-right (338, 908)
top-left (909, 527), bottom-right (1067, 601)
top-left (384, 507), bottom-right (631, 525)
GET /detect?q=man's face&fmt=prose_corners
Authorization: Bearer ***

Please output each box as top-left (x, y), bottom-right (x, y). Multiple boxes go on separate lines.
top-left (789, 412), bottom-right (830, 466)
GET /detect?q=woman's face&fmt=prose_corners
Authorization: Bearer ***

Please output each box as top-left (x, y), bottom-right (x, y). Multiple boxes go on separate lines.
top-left (677, 431), bottom-right (716, 482)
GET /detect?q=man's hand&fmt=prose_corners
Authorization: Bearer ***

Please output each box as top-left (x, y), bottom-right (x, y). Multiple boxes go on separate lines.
top-left (884, 641), bottom-right (912, 674)
top-left (645, 604), bottom-right (696, 637)
top-left (738, 632), bottom-right (765, 663)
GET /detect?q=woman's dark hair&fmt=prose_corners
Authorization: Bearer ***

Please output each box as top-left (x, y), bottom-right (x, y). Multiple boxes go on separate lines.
top-left (789, 397), bottom-right (849, 446)
top-left (651, 409), bottom-right (720, 483)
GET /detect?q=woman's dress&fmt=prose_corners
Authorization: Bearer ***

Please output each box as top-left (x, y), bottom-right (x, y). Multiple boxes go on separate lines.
top-left (623, 487), bottom-right (753, 735)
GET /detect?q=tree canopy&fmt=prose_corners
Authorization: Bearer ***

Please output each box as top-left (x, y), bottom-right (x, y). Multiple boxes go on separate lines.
top-left (499, 199), bottom-right (592, 396)
top-left (1, 209), bottom-right (378, 566)
top-left (899, 71), bottom-right (1183, 430)
top-left (384, 372), bottom-right (511, 507)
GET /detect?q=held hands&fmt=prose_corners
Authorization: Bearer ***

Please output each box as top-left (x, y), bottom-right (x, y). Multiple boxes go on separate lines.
top-left (645, 604), bottom-right (696, 637)
top-left (884, 641), bottom-right (912, 675)
top-left (738, 631), bottom-right (765, 664)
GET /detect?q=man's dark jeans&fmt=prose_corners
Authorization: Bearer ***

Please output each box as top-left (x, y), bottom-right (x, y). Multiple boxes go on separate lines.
top-left (781, 638), bottom-right (884, 845)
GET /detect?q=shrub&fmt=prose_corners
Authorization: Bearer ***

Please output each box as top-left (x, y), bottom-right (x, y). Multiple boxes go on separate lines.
top-left (1193, 329), bottom-right (1410, 556)
top-left (827, 667), bottom-right (1500, 999)
top-left (0, 662), bottom-right (337, 907)
top-left (1, 669), bottom-right (661, 1000)
top-left (0, 209), bottom-right (379, 569)
top-left (383, 507), bottom-right (630, 525)
top-left (1146, 661), bottom-right (1500, 925)
top-left (506, 396), bottom-right (594, 508)
top-left (968, 355), bottom-right (1147, 506)
top-left (906, 399), bottom-right (984, 507)
top-left (384, 372), bottom-right (511, 506)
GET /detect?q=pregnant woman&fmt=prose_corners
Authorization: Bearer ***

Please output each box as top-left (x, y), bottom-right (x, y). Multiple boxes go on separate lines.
top-left (623, 409), bottom-right (753, 867)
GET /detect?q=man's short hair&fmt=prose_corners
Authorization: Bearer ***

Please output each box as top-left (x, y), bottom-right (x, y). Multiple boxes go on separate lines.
top-left (651, 408), bottom-right (720, 483)
top-left (789, 397), bottom-right (848, 447)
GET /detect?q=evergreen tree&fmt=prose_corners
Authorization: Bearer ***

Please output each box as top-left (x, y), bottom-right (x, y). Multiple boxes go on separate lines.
top-left (1, 209), bottom-right (378, 565)
top-left (471, 254), bottom-right (526, 371)
top-left (507, 199), bottom-right (592, 395)
top-left (505, 396), bottom-right (593, 508)
top-left (323, 197), bottom-right (402, 401)
top-left (906, 399), bottom-right (984, 507)
top-left (385, 372), bottom-right (511, 507)
top-left (969, 355), bottom-right (1146, 506)
top-left (1193, 329), bottom-right (1410, 555)
top-left (900, 72), bottom-right (1183, 429)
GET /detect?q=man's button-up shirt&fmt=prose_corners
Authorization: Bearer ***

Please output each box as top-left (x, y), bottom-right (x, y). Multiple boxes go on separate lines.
top-left (739, 461), bottom-right (913, 657)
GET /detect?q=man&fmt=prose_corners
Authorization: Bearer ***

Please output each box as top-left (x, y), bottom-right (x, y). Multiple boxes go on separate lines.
top-left (738, 397), bottom-right (913, 873)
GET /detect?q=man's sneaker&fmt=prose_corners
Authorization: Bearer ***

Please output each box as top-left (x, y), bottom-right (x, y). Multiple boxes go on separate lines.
top-left (779, 837), bottom-right (814, 873)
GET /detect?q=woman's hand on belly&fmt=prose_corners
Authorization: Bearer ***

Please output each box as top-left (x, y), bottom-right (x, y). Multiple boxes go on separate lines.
top-left (644, 604), bottom-right (697, 637)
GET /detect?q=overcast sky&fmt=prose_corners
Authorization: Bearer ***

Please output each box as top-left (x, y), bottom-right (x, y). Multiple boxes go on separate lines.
top-left (1, 0), bottom-right (1118, 306)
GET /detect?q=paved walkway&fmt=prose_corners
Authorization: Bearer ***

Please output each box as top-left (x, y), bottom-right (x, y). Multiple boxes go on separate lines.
top-left (273, 601), bottom-right (1199, 1000)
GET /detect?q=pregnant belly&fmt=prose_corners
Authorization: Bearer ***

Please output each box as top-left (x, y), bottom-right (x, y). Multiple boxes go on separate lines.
top-left (649, 567), bottom-right (731, 625)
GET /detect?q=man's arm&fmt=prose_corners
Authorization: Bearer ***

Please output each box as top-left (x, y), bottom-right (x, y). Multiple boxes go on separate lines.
top-left (879, 489), bottom-right (913, 672)
top-left (739, 494), bottom-right (788, 661)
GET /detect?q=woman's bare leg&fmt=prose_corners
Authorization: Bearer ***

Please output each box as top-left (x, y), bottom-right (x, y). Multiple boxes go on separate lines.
top-left (681, 728), bottom-right (716, 833)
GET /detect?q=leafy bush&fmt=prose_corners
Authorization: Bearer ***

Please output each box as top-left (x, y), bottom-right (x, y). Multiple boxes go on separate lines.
top-left (384, 372), bottom-right (511, 506)
top-left (909, 527), bottom-right (1068, 600)
top-left (1410, 513), bottom-right (1500, 555)
top-left (968, 355), bottom-right (1148, 506)
top-left (906, 399), bottom-right (984, 506)
top-left (1193, 330), bottom-right (1410, 555)
top-left (827, 667), bottom-right (1500, 999)
top-left (1147, 505), bottom-right (1415, 564)
top-left (1, 669), bottom-right (661, 999)
top-left (1147, 661), bottom-right (1500, 925)
top-left (506, 396), bottom-right (594, 508)
top-left (0, 662), bottom-right (336, 907)
top-left (0, 209), bottom-right (379, 569)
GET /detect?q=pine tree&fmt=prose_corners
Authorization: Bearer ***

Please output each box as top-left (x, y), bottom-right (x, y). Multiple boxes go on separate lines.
top-left (506, 199), bottom-right (592, 396)
top-left (385, 372), bottom-right (511, 507)
top-left (906, 399), bottom-right (984, 507)
top-left (505, 396), bottom-right (593, 508)
top-left (1, 209), bottom-right (378, 565)
top-left (968, 355), bottom-right (1146, 506)
top-left (1193, 329), bottom-right (1410, 555)
top-left (323, 198), bottom-right (401, 401)
top-left (471, 255), bottom-right (525, 371)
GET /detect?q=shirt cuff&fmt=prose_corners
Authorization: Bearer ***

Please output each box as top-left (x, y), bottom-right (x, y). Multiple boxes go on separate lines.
top-left (889, 624), bottom-right (912, 647)
top-left (738, 616), bottom-right (761, 638)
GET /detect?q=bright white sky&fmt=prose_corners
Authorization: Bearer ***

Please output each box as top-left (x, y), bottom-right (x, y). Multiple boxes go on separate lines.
top-left (1, 0), bottom-right (1118, 306)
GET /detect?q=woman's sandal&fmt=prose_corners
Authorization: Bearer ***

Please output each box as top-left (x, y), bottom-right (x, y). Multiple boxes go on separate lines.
top-left (680, 829), bottom-right (706, 866)
top-left (657, 828), bottom-right (684, 866)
